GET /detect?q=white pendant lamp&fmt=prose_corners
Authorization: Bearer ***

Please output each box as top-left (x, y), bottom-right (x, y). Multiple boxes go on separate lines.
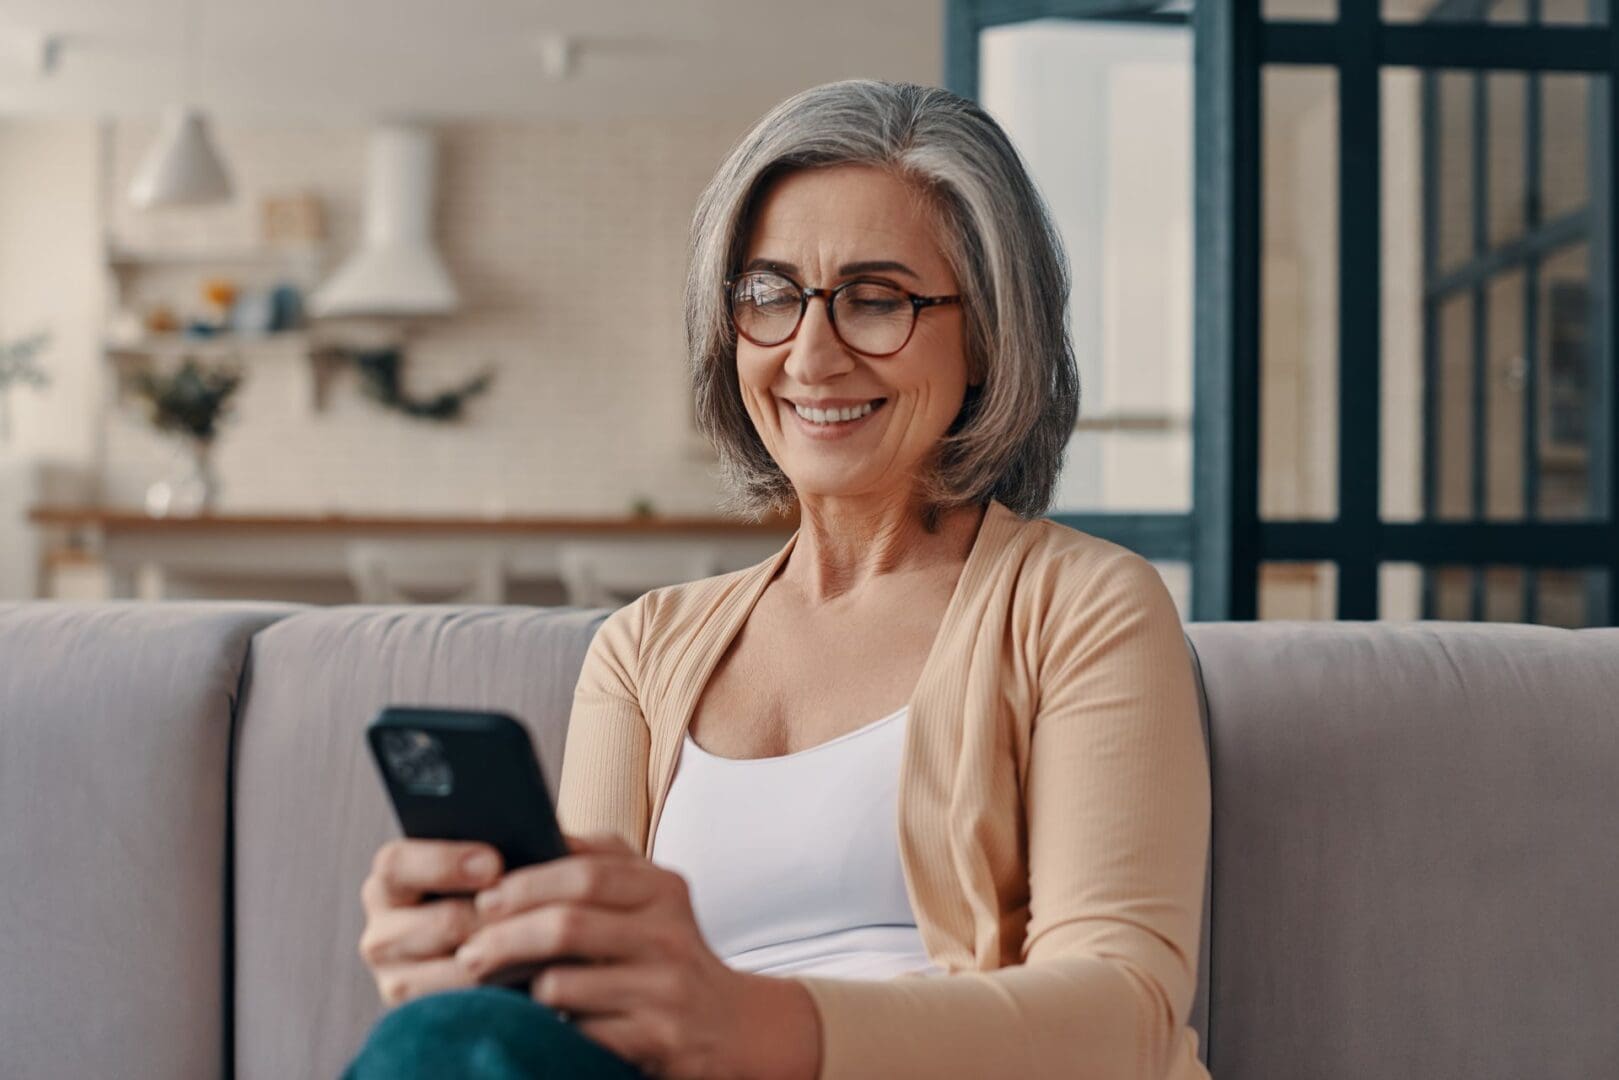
top-left (128, 0), bottom-right (232, 208)
top-left (128, 106), bottom-right (233, 207)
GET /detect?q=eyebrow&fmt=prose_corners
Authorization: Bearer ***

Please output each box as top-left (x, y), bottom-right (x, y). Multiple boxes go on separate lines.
top-left (743, 257), bottom-right (921, 281)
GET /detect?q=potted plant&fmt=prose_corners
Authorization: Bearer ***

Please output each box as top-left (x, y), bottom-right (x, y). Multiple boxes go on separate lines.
top-left (124, 356), bottom-right (244, 515)
top-left (0, 332), bottom-right (51, 444)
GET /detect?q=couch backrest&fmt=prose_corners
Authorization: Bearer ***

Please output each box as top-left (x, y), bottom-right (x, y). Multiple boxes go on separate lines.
top-left (229, 605), bottom-right (608, 1080)
top-left (1185, 621), bottom-right (1619, 1079)
top-left (7, 603), bottom-right (1616, 1080)
top-left (0, 601), bottom-right (300, 1080)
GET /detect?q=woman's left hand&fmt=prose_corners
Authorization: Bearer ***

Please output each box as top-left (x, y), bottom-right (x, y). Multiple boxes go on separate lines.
top-left (454, 832), bottom-right (822, 1080)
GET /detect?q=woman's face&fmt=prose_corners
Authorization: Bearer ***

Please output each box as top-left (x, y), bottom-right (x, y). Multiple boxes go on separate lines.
top-left (734, 163), bottom-right (972, 508)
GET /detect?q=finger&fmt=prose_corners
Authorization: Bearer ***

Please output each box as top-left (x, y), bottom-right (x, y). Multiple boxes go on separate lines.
top-left (475, 853), bottom-right (658, 920)
top-left (373, 957), bottom-right (478, 1008)
top-left (366, 839), bottom-right (502, 910)
top-left (359, 898), bottom-right (480, 966)
top-left (456, 905), bottom-right (644, 980)
top-left (564, 832), bottom-right (638, 856)
top-left (531, 961), bottom-right (677, 1017)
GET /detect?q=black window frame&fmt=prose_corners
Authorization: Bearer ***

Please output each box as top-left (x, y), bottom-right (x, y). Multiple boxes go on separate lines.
top-left (949, 0), bottom-right (1619, 624)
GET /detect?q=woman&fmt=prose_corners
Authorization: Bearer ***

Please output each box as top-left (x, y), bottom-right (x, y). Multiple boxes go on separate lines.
top-left (350, 79), bottom-right (1211, 1080)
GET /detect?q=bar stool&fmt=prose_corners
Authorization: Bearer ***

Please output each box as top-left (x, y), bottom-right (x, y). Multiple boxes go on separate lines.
top-left (345, 541), bottom-right (507, 605)
top-left (557, 541), bottom-right (722, 608)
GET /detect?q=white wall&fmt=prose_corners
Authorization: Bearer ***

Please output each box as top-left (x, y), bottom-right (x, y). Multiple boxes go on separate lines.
top-left (0, 108), bottom-right (822, 599)
top-left (0, 119), bottom-right (104, 466)
top-left (0, 119), bottom-right (105, 599)
top-left (88, 112), bottom-right (763, 518)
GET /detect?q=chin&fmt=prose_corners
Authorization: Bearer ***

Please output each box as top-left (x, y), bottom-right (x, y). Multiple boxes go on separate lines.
top-left (781, 469), bottom-right (878, 501)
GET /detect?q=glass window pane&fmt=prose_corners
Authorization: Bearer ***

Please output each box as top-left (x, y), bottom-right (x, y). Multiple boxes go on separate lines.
top-left (1379, 561), bottom-right (1425, 619)
top-left (1382, 68), bottom-right (1607, 526)
top-left (1437, 72), bottom-right (1474, 273)
top-left (1542, 74), bottom-right (1591, 225)
top-left (1261, 66), bottom-right (1338, 522)
top-left (1540, 0), bottom-right (1607, 25)
top-left (1536, 568), bottom-right (1609, 626)
top-left (1485, 268), bottom-right (1526, 520)
top-left (1538, 243), bottom-right (1595, 519)
top-left (1487, 73), bottom-right (1527, 248)
top-left (1393, 564), bottom-right (1529, 620)
top-left (1383, 69), bottom-right (1426, 522)
top-left (1150, 560), bottom-right (1192, 620)
top-left (1384, 0), bottom-right (1607, 24)
top-left (980, 19), bottom-right (1192, 513)
top-left (1380, 563), bottom-right (1610, 626)
top-left (1436, 292), bottom-right (1475, 519)
top-left (1433, 565), bottom-right (1475, 619)
top-left (1482, 565), bottom-right (1527, 620)
top-left (1259, 561), bottom-right (1337, 620)
top-left (1265, 0), bottom-right (1337, 18)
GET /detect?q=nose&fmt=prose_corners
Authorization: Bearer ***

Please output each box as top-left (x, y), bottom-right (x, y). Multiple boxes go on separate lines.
top-left (783, 291), bottom-right (855, 384)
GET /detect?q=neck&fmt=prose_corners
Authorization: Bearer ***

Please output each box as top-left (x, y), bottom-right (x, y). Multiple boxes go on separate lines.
top-left (783, 493), bottom-right (988, 606)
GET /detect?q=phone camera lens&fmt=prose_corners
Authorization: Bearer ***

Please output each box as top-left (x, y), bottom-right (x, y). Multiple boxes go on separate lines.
top-left (382, 727), bottom-right (453, 796)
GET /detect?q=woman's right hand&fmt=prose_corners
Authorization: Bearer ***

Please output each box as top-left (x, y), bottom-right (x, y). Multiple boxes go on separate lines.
top-left (358, 839), bottom-right (504, 1006)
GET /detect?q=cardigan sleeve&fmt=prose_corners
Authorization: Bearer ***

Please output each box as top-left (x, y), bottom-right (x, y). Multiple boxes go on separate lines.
top-left (554, 597), bottom-right (653, 851)
top-left (788, 552), bottom-right (1211, 1080)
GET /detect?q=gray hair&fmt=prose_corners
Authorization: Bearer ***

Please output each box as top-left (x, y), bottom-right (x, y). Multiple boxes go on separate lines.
top-left (686, 79), bottom-right (1078, 529)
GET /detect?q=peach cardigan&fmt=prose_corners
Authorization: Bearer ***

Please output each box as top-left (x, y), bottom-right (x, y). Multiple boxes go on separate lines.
top-left (555, 499), bottom-right (1213, 1080)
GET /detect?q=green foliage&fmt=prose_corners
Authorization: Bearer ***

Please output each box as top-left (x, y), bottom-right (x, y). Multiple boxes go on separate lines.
top-left (0, 332), bottom-right (51, 391)
top-left (347, 345), bottom-right (495, 422)
top-left (126, 357), bottom-right (243, 442)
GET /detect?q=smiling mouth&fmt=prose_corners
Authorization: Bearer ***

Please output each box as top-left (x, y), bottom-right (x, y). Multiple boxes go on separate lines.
top-left (789, 398), bottom-right (886, 425)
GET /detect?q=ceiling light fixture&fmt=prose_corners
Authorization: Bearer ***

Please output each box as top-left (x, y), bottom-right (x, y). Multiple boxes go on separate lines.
top-left (128, 0), bottom-right (232, 207)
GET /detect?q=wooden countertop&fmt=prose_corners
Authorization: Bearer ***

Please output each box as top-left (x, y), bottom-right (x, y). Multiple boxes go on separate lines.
top-left (28, 505), bottom-right (798, 535)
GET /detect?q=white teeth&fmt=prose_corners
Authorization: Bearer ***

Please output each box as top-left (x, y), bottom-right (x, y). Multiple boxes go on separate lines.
top-left (794, 400), bottom-right (877, 425)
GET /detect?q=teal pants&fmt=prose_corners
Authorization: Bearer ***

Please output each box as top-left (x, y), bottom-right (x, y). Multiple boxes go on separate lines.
top-left (343, 986), bottom-right (650, 1079)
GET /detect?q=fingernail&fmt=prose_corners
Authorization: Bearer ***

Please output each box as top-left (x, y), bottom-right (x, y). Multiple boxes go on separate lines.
top-left (464, 852), bottom-right (498, 881)
top-left (474, 889), bottom-right (502, 915)
top-left (455, 943), bottom-right (483, 970)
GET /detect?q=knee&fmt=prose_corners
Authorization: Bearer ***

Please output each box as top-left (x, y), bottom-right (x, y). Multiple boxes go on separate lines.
top-left (347, 987), bottom-right (569, 1079)
top-left (380, 986), bottom-right (562, 1035)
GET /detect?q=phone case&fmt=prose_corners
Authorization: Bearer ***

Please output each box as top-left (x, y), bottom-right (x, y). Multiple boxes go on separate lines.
top-left (367, 706), bottom-right (568, 876)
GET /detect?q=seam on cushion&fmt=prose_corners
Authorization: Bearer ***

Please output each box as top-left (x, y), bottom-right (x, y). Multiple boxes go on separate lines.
top-left (222, 623), bottom-right (266, 1080)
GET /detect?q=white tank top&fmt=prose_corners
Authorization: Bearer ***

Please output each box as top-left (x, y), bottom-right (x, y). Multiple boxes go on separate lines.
top-left (650, 705), bottom-right (946, 980)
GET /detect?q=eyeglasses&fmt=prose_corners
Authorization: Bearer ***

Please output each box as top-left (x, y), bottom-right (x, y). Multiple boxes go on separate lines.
top-left (724, 269), bottom-right (962, 358)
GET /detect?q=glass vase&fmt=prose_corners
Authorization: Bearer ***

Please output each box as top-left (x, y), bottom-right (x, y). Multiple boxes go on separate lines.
top-left (145, 438), bottom-right (219, 517)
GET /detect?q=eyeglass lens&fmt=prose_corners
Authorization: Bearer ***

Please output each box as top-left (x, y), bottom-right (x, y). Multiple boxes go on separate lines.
top-left (729, 272), bottom-right (915, 355)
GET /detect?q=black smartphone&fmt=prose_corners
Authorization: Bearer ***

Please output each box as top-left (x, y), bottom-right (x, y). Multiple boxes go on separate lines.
top-left (367, 705), bottom-right (570, 987)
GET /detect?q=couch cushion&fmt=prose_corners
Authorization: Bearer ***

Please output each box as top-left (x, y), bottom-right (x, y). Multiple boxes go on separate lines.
top-left (0, 601), bottom-right (301, 1080)
top-left (231, 604), bottom-right (608, 1080)
top-left (1186, 621), bottom-right (1619, 1080)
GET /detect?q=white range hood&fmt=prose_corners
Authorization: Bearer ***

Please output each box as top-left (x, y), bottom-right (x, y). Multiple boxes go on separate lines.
top-left (311, 123), bottom-right (459, 318)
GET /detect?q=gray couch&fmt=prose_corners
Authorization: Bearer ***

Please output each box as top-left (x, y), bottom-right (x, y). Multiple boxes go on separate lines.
top-left (1, 601), bottom-right (1615, 1079)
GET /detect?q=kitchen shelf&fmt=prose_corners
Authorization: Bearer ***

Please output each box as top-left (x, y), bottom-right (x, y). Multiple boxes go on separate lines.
top-left (105, 331), bottom-right (314, 359)
top-left (104, 330), bottom-right (333, 412)
top-left (106, 244), bottom-right (325, 268)
top-left (1539, 444), bottom-right (1590, 471)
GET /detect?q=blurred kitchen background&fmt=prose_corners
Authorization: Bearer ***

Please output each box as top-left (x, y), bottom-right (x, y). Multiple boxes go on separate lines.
top-left (1, 0), bottom-right (1614, 626)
